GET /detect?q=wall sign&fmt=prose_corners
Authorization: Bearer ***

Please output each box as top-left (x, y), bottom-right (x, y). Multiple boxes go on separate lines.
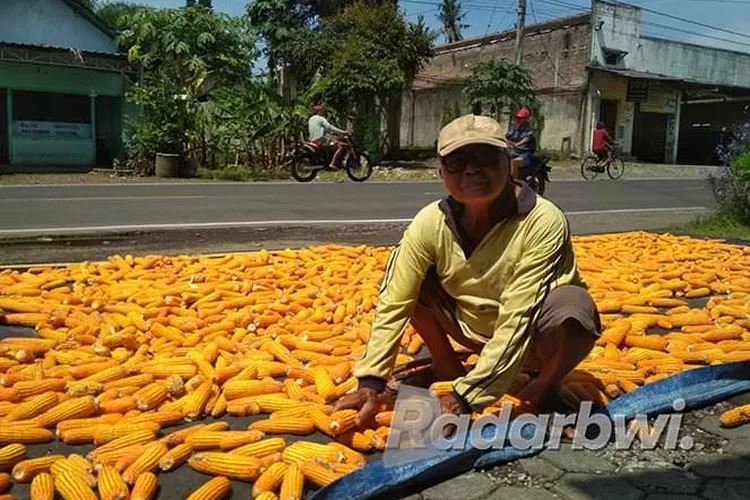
top-left (627, 79), bottom-right (650, 103)
top-left (13, 121), bottom-right (92, 139)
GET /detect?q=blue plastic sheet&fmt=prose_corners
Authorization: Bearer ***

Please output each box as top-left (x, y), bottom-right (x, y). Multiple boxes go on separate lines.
top-left (310, 361), bottom-right (750, 500)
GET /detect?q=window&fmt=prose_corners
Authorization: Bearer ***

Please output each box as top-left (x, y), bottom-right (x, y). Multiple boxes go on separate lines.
top-left (13, 91), bottom-right (91, 123)
top-left (602, 47), bottom-right (626, 67)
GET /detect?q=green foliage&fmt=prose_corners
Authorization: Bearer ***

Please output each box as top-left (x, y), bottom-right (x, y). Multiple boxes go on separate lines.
top-left (709, 129), bottom-right (750, 224)
top-left (441, 102), bottom-right (462, 127)
top-left (354, 113), bottom-right (382, 165)
top-left (315, 2), bottom-right (435, 128)
top-left (437, 0), bottom-right (468, 43)
top-left (463, 60), bottom-right (542, 129)
top-left (96, 2), bottom-right (150, 31)
top-left (118, 5), bottom-right (255, 171)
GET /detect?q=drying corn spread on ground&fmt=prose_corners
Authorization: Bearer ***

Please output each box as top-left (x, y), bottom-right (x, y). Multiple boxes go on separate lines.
top-left (0, 232), bottom-right (748, 499)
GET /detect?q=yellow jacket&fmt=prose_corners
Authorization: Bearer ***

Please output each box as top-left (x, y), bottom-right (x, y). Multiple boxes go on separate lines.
top-left (352, 183), bottom-right (584, 409)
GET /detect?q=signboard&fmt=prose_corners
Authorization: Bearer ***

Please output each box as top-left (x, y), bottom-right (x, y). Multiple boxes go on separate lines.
top-left (626, 79), bottom-right (650, 103)
top-left (13, 121), bottom-right (92, 139)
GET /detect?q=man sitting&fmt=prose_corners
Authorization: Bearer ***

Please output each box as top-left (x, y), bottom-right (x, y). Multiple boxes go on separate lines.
top-left (506, 108), bottom-right (537, 178)
top-left (308, 104), bottom-right (348, 169)
top-left (335, 114), bottom-right (600, 435)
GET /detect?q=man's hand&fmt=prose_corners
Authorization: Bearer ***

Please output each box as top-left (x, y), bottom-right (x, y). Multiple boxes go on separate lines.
top-left (332, 387), bottom-right (383, 428)
top-left (438, 391), bottom-right (471, 438)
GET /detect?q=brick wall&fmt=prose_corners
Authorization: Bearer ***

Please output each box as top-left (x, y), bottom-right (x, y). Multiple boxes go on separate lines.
top-left (415, 14), bottom-right (591, 92)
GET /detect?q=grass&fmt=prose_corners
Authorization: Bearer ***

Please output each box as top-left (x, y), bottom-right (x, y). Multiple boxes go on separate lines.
top-left (197, 166), bottom-right (289, 182)
top-left (669, 210), bottom-right (750, 241)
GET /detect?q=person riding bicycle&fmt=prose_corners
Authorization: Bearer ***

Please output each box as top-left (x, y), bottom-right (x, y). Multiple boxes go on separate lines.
top-left (308, 104), bottom-right (348, 170)
top-left (592, 122), bottom-right (612, 165)
top-left (506, 108), bottom-right (537, 178)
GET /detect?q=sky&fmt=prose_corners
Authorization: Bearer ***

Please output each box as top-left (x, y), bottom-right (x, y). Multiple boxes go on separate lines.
top-left (133, 0), bottom-right (750, 54)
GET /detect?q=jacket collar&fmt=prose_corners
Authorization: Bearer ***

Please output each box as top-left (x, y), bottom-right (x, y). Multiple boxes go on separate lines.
top-left (438, 180), bottom-right (537, 257)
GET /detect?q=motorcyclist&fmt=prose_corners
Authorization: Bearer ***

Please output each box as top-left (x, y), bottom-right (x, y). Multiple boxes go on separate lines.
top-left (506, 108), bottom-right (537, 178)
top-left (308, 104), bottom-right (348, 170)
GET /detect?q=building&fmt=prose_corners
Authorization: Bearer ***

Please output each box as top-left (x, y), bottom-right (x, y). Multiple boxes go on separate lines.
top-left (0, 0), bottom-right (135, 167)
top-left (400, 0), bottom-right (750, 164)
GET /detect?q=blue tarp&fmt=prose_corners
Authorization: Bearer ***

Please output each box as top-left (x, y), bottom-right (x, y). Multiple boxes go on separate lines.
top-left (311, 361), bottom-right (750, 500)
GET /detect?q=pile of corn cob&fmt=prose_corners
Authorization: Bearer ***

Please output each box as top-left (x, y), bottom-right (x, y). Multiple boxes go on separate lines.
top-left (0, 233), bottom-right (746, 499)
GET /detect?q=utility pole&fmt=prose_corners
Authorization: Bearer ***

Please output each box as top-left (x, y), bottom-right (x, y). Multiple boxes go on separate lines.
top-left (514, 0), bottom-right (527, 66)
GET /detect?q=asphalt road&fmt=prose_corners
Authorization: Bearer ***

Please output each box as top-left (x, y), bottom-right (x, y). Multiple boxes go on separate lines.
top-left (0, 178), bottom-right (715, 265)
top-left (0, 178), bottom-right (712, 234)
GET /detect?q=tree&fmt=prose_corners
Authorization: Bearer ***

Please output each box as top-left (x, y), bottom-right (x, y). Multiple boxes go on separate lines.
top-left (463, 59), bottom-right (542, 129)
top-left (437, 0), bottom-right (468, 44)
top-left (119, 5), bottom-right (255, 163)
top-left (96, 2), bottom-right (150, 31)
top-left (313, 2), bottom-right (435, 157)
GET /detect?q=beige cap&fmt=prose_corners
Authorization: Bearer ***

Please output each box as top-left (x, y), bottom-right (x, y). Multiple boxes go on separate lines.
top-left (437, 114), bottom-right (508, 157)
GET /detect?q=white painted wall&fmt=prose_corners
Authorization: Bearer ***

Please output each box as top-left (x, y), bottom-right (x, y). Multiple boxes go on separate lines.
top-left (591, 0), bottom-right (750, 89)
top-left (0, 0), bottom-right (118, 54)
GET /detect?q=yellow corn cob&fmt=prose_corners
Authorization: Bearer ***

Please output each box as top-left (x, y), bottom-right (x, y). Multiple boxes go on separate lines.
top-left (50, 459), bottom-right (97, 488)
top-left (54, 470), bottom-right (97, 500)
top-left (0, 444), bottom-right (26, 471)
top-left (129, 471), bottom-right (158, 500)
top-left (329, 409), bottom-right (358, 436)
top-left (326, 442), bottom-right (366, 467)
top-left (90, 444), bottom-right (145, 469)
top-left (134, 383), bottom-right (169, 411)
top-left (270, 404), bottom-right (332, 420)
top-left (66, 455), bottom-right (92, 474)
top-left (300, 460), bottom-right (343, 487)
top-left (97, 465), bottom-right (129, 500)
top-left (56, 414), bottom-right (123, 435)
top-left (183, 380), bottom-right (214, 421)
top-left (59, 426), bottom-right (108, 445)
top-left (719, 404), bottom-right (750, 428)
top-left (125, 409), bottom-right (184, 427)
top-left (12, 378), bottom-right (66, 399)
top-left (255, 493), bottom-right (279, 500)
top-left (94, 430), bottom-right (157, 456)
top-left (253, 461), bottom-right (289, 497)
top-left (30, 472), bottom-right (55, 500)
top-left (188, 452), bottom-right (263, 481)
top-left (219, 430), bottom-right (265, 450)
top-left (250, 417), bottom-right (315, 435)
top-left (281, 442), bottom-right (337, 466)
top-left (160, 423), bottom-right (207, 447)
top-left (98, 396), bottom-right (138, 416)
top-left (279, 463), bottom-right (304, 500)
top-left (103, 374), bottom-right (155, 391)
top-left (210, 394), bottom-right (228, 418)
top-left (4, 392), bottom-right (59, 422)
top-left (222, 380), bottom-right (283, 400)
top-left (186, 430), bottom-right (263, 451)
top-left (114, 445), bottom-right (148, 474)
top-left (186, 476), bottom-right (231, 500)
top-left (0, 426), bottom-right (53, 444)
top-left (230, 437), bottom-right (286, 458)
top-left (122, 441), bottom-right (168, 485)
top-left (141, 364), bottom-right (197, 379)
top-left (12, 454), bottom-right (65, 482)
top-left (313, 367), bottom-right (335, 400)
top-left (93, 423), bottom-right (161, 445)
top-left (34, 396), bottom-right (97, 428)
top-left (262, 340), bottom-right (302, 367)
top-left (159, 443), bottom-right (193, 471)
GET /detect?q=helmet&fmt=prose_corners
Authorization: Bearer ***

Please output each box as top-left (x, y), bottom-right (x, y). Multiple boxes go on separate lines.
top-left (515, 108), bottom-right (531, 119)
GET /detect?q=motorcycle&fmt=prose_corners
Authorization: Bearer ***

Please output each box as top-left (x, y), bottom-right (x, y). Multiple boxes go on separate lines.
top-left (286, 134), bottom-right (373, 183)
top-left (519, 155), bottom-right (551, 195)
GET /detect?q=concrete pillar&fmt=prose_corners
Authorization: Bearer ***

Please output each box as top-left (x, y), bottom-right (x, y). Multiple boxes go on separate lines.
top-left (89, 92), bottom-right (97, 165)
top-left (671, 90), bottom-right (682, 164)
top-left (6, 89), bottom-right (12, 164)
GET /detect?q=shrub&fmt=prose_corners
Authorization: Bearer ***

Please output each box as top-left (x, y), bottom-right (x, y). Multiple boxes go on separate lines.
top-left (709, 125), bottom-right (750, 224)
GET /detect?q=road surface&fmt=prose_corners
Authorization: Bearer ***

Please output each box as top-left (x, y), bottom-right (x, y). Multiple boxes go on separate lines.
top-left (0, 178), bottom-right (714, 264)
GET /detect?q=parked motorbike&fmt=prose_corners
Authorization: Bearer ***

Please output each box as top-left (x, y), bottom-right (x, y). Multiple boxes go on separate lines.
top-left (286, 134), bottom-right (373, 183)
top-left (519, 155), bottom-right (551, 195)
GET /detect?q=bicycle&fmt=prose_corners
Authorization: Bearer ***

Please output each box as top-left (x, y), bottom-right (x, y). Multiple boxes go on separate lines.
top-left (580, 142), bottom-right (625, 180)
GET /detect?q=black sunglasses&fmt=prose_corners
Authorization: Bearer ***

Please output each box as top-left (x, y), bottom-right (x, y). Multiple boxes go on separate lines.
top-left (443, 149), bottom-right (507, 174)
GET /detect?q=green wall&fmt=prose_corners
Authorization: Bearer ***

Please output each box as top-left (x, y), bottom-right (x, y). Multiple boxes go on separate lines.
top-left (2, 62), bottom-right (129, 165)
top-left (0, 62), bottom-right (124, 96)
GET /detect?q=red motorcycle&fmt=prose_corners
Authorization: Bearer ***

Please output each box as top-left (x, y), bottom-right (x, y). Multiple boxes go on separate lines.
top-left (286, 134), bottom-right (373, 182)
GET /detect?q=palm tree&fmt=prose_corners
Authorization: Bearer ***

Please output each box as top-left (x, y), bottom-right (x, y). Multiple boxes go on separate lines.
top-left (437, 0), bottom-right (468, 44)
